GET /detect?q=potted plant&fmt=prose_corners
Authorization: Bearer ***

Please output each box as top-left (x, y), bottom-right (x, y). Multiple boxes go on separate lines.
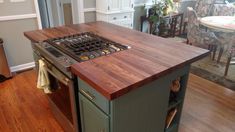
top-left (146, 0), bottom-right (173, 34)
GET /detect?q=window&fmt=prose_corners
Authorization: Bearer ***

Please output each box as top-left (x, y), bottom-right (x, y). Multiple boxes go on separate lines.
top-left (227, 0), bottom-right (235, 3)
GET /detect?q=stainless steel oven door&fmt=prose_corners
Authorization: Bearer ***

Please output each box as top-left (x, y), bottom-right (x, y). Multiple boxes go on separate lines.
top-left (43, 58), bottom-right (70, 86)
top-left (41, 58), bottom-right (79, 132)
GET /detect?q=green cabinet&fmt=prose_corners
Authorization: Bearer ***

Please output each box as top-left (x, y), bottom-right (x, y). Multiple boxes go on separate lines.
top-left (79, 93), bottom-right (109, 132)
top-left (78, 65), bottom-right (190, 132)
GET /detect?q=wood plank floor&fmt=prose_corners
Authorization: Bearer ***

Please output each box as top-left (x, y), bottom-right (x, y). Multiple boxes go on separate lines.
top-left (0, 70), bottom-right (63, 132)
top-left (0, 70), bottom-right (234, 132)
top-left (179, 74), bottom-right (235, 132)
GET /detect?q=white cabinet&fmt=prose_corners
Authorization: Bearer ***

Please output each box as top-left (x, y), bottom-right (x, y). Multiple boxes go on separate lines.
top-left (121, 0), bottom-right (134, 10)
top-left (108, 0), bottom-right (120, 12)
top-left (96, 0), bottom-right (134, 29)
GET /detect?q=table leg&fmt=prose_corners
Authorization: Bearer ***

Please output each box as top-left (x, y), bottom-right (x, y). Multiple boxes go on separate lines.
top-left (179, 14), bottom-right (183, 36)
top-left (170, 19), bottom-right (174, 37)
top-left (212, 45), bottom-right (217, 60)
top-left (183, 22), bottom-right (187, 34)
top-left (224, 56), bottom-right (232, 76)
top-left (173, 18), bottom-right (177, 37)
top-left (217, 47), bottom-right (224, 63)
top-left (140, 17), bottom-right (143, 32)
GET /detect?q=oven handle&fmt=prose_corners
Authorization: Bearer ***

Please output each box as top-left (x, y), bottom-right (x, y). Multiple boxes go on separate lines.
top-left (41, 58), bottom-right (70, 86)
top-left (46, 67), bottom-right (70, 86)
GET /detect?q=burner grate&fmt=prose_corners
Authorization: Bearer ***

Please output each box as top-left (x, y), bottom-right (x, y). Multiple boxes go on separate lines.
top-left (45, 32), bottom-right (130, 62)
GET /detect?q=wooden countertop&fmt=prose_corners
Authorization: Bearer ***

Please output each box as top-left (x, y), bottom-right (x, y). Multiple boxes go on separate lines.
top-left (24, 21), bottom-right (209, 100)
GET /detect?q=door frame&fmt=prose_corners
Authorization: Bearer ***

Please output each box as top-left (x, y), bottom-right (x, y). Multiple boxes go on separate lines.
top-left (34, 0), bottom-right (42, 29)
top-left (57, 0), bottom-right (71, 25)
top-left (34, 0), bottom-right (85, 29)
top-left (71, 0), bottom-right (85, 23)
top-left (56, 0), bottom-right (64, 25)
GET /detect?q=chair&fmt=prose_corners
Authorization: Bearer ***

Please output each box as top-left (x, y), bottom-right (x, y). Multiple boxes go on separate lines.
top-left (195, 0), bottom-right (235, 17)
top-left (183, 0), bottom-right (215, 34)
top-left (225, 44), bottom-right (235, 76)
top-left (178, 0), bottom-right (197, 33)
top-left (187, 7), bottom-right (219, 59)
top-left (211, 3), bottom-right (235, 16)
top-left (194, 0), bottom-right (215, 17)
top-left (216, 32), bottom-right (235, 76)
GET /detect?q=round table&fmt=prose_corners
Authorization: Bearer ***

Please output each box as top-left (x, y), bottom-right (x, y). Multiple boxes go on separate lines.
top-left (200, 16), bottom-right (235, 32)
top-left (200, 16), bottom-right (235, 76)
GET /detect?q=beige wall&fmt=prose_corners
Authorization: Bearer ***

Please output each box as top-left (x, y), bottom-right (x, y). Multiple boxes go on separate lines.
top-left (84, 12), bottom-right (96, 22)
top-left (0, 0), bottom-right (35, 16)
top-left (0, 0), bottom-right (38, 67)
top-left (0, 19), bottom-right (38, 66)
top-left (133, 6), bottom-right (146, 30)
top-left (84, 0), bottom-right (95, 8)
top-left (84, 0), bottom-right (96, 23)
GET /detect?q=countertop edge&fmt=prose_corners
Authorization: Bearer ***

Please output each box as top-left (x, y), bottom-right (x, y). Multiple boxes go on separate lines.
top-left (71, 50), bottom-right (210, 100)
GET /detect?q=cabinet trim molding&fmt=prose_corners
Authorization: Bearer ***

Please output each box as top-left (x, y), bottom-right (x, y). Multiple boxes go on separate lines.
top-left (134, 3), bottom-right (145, 7)
top-left (0, 14), bottom-right (37, 22)
top-left (134, 2), bottom-right (153, 7)
top-left (96, 9), bottom-right (135, 14)
top-left (84, 8), bottom-right (96, 12)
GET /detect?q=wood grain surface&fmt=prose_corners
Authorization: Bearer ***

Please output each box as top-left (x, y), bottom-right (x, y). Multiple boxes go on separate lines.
top-left (0, 70), bottom-right (64, 132)
top-left (179, 74), bottom-right (235, 132)
top-left (24, 22), bottom-right (209, 100)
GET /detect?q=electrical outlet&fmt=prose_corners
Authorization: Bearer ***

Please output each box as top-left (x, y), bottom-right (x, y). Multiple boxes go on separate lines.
top-left (10, 0), bottom-right (25, 3)
top-left (0, 0), bottom-right (4, 3)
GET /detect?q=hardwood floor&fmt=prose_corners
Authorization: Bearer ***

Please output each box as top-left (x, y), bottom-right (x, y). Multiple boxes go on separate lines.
top-left (0, 70), bottom-right (63, 132)
top-left (0, 70), bottom-right (234, 132)
top-left (179, 74), bottom-right (235, 132)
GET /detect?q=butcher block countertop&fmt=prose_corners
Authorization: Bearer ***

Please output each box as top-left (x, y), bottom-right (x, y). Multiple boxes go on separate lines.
top-left (24, 21), bottom-right (209, 100)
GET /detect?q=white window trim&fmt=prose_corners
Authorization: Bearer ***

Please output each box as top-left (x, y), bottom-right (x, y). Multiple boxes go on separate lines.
top-left (33, 0), bottom-right (42, 29)
top-left (33, 0), bottom-right (85, 29)
top-left (77, 0), bottom-right (85, 23)
top-left (0, 14), bottom-right (37, 21)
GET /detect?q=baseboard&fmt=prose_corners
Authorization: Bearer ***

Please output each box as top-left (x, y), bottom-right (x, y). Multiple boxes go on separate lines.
top-left (10, 62), bottom-right (35, 73)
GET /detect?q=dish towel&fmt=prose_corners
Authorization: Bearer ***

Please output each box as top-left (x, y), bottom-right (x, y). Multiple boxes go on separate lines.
top-left (37, 59), bottom-right (52, 94)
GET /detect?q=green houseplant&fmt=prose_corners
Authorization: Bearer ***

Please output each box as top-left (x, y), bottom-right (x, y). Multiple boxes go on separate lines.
top-left (147, 0), bottom-right (173, 34)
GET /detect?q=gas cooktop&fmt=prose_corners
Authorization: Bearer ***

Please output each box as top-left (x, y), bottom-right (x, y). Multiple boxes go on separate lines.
top-left (45, 32), bottom-right (131, 62)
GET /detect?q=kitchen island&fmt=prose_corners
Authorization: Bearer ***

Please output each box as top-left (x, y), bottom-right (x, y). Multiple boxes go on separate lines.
top-left (24, 22), bottom-right (209, 132)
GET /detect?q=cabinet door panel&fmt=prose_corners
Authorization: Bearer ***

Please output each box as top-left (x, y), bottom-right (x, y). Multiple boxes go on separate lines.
top-left (121, 0), bottom-right (133, 10)
top-left (108, 0), bottom-right (120, 11)
top-left (79, 93), bottom-right (109, 132)
top-left (120, 20), bottom-right (133, 29)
